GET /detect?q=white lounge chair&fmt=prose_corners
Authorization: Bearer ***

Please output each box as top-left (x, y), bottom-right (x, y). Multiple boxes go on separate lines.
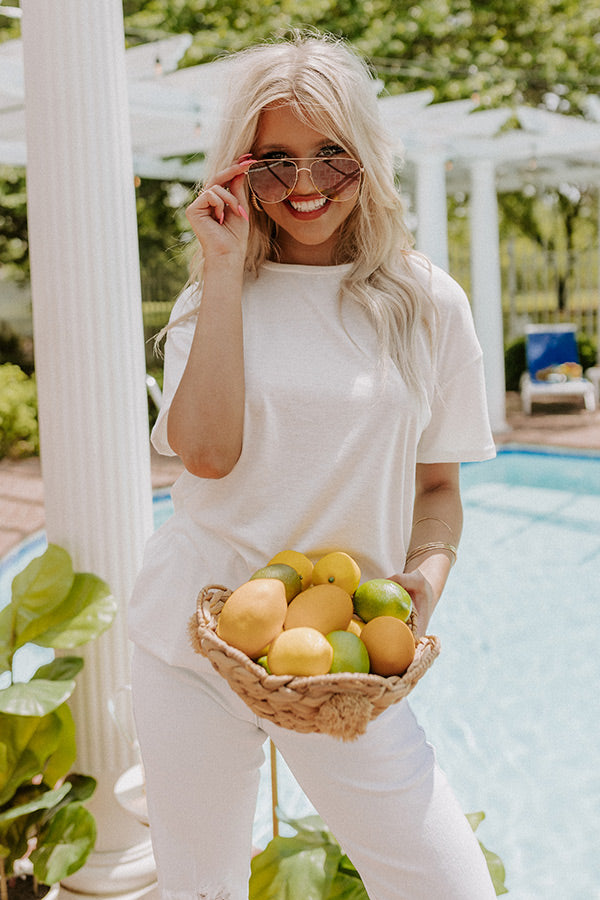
top-left (519, 323), bottom-right (596, 414)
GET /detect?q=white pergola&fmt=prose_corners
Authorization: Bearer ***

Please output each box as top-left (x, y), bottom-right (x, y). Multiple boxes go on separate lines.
top-left (4, 28), bottom-right (600, 437)
top-left (3, 4), bottom-right (600, 897)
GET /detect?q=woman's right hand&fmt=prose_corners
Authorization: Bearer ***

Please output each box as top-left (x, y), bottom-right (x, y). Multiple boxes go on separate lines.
top-left (185, 156), bottom-right (254, 260)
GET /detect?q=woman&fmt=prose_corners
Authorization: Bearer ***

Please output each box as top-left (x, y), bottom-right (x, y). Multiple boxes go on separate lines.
top-left (129, 31), bottom-right (497, 900)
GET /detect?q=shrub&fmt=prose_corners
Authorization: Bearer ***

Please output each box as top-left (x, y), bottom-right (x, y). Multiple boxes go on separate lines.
top-left (0, 363), bottom-right (39, 459)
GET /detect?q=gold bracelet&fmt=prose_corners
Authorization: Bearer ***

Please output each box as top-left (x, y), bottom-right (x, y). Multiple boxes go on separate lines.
top-left (412, 516), bottom-right (454, 535)
top-left (405, 541), bottom-right (457, 566)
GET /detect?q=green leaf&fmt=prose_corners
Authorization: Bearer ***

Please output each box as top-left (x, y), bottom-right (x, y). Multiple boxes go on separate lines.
top-left (9, 545), bottom-right (74, 648)
top-left (0, 782), bottom-right (71, 827)
top-left (466, 812), bottom-right (508, 895)
top-left (0, 679), bottom-right (76, 716)
top-left (250, 834), bottom-right (341, 900)
top-left (0, 706), bottom-right (73, 805)
top-left (31, 803), bottom-right (97, 885)
top-left (326, 870), bottom-right (370, 900)
top-left (0, 713), bottom-right (61, 805)
top-left (478, 840), bottom-right (509, 896)
top-left (466, 810), bottom-right (486, 832)
top-left (42, 704), bottom-right (77, 789)
top-left (26, 573), bottom-right (117, 649)
top-left (33, 656), bottom-right (84, 681)
top-left (11, 545), bottom-right (74, 614)
top-left (60, 773), bottom-right (96, 805)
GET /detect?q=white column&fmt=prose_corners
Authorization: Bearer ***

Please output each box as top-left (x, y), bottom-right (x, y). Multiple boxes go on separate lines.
top-left (414, 149), bottom-right (449, 272)
top-left (21, 1), bottom-right (157, 896)
top-left (468, 158), bottom-right (509, 434)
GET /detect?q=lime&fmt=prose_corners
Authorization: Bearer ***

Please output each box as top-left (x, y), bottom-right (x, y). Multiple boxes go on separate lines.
top-left (268, 550), bottom-right (314, 589)
top-left (256, 655), bottom-right (271, 674)
top-left (326, 630), bottom-right (370, 673)
top-left (250, 563), bottom-right (302, 602)
top-left (312, 551), bottom-right (361, 595)
top-left (353, 579), bottom-right (412, 623)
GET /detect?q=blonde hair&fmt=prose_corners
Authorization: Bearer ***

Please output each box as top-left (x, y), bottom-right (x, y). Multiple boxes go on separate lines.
top-left (163, 31), bottom-right (436, 395)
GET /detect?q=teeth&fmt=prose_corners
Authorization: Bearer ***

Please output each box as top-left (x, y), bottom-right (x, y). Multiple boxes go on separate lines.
top-left (289, 196), bottom-right (327, 212)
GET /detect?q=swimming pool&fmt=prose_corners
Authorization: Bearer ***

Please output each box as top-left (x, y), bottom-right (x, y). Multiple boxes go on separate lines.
top-left (2, 448), bottom-right (599, 898)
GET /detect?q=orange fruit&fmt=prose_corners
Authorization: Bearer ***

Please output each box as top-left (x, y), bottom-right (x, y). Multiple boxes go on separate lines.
top-left (353, 579), bottom-right (412, 623)
top-left (217, 579), bottom-right (287, 658)
top-left (360, 616), bottom-right (415, 676)
top-left (285, 583), bottom-right (353, 635)
top-left (326, 630), bottom-right (370, 673)
top-left (268, 627), bottom-right (333, 676)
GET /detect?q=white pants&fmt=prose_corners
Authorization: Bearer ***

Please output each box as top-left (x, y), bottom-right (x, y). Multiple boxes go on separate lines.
top-left (131, 645), bottom-right (496, 900)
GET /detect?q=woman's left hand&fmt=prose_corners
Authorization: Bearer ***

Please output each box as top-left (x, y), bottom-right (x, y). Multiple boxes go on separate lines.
top-left (386, 570), bottom-right (435, 640)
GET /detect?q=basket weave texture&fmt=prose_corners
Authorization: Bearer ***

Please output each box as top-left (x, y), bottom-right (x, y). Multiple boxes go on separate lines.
top-left (189, 585), bottom-right (441, 741)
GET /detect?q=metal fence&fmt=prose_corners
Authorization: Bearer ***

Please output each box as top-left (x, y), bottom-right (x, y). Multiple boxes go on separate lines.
top-left (449, 240), bottom-right (599, 345)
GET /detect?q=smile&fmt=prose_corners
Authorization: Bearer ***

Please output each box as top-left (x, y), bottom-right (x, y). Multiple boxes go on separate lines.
top-left (288, 196), bottom-right (328, 212)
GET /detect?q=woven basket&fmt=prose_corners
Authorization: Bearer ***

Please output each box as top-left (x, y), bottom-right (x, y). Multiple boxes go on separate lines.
top-left (189, 584), bottom-right (441, 741)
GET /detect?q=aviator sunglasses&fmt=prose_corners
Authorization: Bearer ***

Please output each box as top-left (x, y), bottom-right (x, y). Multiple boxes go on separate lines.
top-left (246, 157), bottom-right (363, 204)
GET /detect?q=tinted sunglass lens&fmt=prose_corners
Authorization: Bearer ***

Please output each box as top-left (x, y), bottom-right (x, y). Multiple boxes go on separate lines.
top-left (312, 159), bottom-right (361, 200)
top-left (248, 160), bottom-right (296, 202)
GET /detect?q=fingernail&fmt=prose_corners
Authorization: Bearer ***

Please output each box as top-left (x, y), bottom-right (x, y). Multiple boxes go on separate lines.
top-left (238, 205), bottom-right (249, 222)
top-left (218, 211), bottom-right (225, 225)
top-left (238, 153), bottom-right (253, 162)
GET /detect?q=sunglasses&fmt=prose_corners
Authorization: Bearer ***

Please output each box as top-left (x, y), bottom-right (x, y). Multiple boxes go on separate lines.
top-left (246, 157), bottom-right (363, 204)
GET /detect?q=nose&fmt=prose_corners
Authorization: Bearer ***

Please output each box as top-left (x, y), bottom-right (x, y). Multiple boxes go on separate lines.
top-left (294, 165), bottom-right (317, 195)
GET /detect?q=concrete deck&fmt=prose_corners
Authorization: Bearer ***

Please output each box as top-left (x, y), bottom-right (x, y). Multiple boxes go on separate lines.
top-left (1, 391), bottom-right (599, 560)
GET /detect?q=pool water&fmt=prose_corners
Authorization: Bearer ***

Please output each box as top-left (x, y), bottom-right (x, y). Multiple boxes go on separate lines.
top-left (2, 449), bottom-right (599, 898)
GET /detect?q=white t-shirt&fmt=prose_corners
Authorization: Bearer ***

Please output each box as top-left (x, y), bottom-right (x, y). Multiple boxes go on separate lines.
top-left (128, 259), bottom-right (495, 666)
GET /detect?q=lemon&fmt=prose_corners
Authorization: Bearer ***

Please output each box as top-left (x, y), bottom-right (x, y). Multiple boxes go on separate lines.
top-left (268, 550), bottom-right (314, 589)
top-left (353, 579), bottom-right (412, 623)
top-left (250, 563), bottom-right (302, 602)
top-left (268, 627), bottom-right (333, 676)
top-left (312, 551), bottom-right (361, 595)
top-left (326, 630), bottom-right (370, 673)
top-left (285, 583), bottom-right (353, 635)
top-left (217, 579), bottom-right (287, 658)
top-left (346, 615), bottom-right (365, 637)
top-left (360, 616), bottom-right (415, 676)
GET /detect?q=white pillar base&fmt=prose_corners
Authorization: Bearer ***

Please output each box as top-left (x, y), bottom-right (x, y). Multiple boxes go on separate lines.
top-left (59, 881), bottom-right (159, 900)
top-left (59, 839), bottom-right (157, 896)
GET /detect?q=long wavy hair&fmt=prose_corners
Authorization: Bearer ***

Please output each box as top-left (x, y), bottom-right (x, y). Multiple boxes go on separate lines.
top-left (162, 31), bottom-right (436, 395)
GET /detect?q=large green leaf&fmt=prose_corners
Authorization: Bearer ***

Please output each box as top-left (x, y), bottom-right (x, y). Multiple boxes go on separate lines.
top-left (0, 708), bottom-right (67, 805)
top-left (326, 870), bottom-right (370, 900)
top-left (0, 782), bottom-right (71, 827)
top-left (33, 656), bottom-right (84, 681)
top-left (11, 545), bottom-right (74, 615)
top-left (8, 545), bottom-right (74, 648)
top-left (42, 704), bottom-right (77, 789)
top-left (0, 678), bottom-right (76, 716)
top-left (250, 835), bottom-right (341, 900)
top-left (37, 774), bottom-right (97, 830)
top-left (17, 573), bottom-right (116, 650)
top-left (31, 803), bottom-right (97, 886)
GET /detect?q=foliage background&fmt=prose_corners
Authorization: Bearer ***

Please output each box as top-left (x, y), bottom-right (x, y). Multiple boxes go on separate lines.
top-left (0, 0), bottom-right (599, 402)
